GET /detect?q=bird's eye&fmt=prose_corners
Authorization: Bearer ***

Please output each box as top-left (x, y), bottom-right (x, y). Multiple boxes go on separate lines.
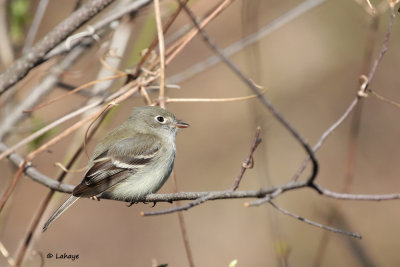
top-left (155, 116), bottom-right (165, 123)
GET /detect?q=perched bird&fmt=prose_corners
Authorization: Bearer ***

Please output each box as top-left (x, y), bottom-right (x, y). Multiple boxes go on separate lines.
top-left (43, 106), bottom-right (189, 231)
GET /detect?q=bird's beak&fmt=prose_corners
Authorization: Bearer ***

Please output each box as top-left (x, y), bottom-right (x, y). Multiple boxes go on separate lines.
top-left (174, 120), bottom-right (190, 128)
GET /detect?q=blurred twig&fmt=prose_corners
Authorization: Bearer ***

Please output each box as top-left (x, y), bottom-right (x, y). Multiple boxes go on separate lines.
top-left (168, 0), bottom-right (328, 84)
top-left (171, 171), bottom-right (195, 267)
top-left (0, 241), bottom-right (15, 266)
top-left (133, 0), bottom-right (189, 77)
top-left (153, 0), bottom-right (166, 108)
top-left (22, 0), bottom-right (49, 54)
top-left (0, 0), bottom-right (116, 94)
top-left (0, 161), bottom-right (26, 214)
top-left (0, 0), bottom-right (14, 68)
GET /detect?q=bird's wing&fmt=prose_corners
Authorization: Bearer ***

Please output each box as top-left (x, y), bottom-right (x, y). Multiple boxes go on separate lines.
top-left (72, 135), bottom-right (161, 197)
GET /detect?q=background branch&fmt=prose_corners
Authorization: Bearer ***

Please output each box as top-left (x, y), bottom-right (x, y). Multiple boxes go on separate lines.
top-left (0, 0), bottom-right (115, 94)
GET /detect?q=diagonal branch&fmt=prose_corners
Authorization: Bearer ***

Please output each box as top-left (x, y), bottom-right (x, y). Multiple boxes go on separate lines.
top-left (0, 0), bottom-right (115, 94)
top-left (268, 201), bottom-right (361, 239)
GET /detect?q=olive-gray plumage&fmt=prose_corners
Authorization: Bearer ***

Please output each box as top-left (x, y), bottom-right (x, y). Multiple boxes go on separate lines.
top-left (43, 106), bottom-right (188, 231)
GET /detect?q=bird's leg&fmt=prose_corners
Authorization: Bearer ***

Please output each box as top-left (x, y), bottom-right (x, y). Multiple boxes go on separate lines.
top-left (127, 201), bottom-right (138, 207)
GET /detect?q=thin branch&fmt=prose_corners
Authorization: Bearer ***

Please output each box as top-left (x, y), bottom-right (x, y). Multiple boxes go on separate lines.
top-left (154, 0), bottom-right (166, 108)
top-left (0, 0), bottom-right (116, 94)
top-left (369, 89), bottom-right (400, 109)
top-left (142, 192), bottom-right (219, 216)
top-left (165, 88), bottom-right (267, 103)
top-left (366, 5), bottom-right (395, 83)
top-left (291, 98), bottom-right (359, 181)
top-left (133, 0), bottom-right (189, 77)
top-left (245, 188), bottom-right (283, 207)
top-left (171, 171), bottom-right (195, 267)
top-left (0, 162), bottom-right (26, 214)
top-left (25, 72), bottom-right (126, 113)
top-left (23, 0), bottom-right (49, 54)
top-left (316, 186), bottom-right (400, 201)
top-left (0, 1), bottom-right (14, 67)
top-left (268, 201), bottom-right (361, 239)
top-left (231, 126), bottom-right (262, 191)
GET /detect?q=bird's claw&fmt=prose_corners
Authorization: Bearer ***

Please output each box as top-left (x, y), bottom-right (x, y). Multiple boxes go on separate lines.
top-left (127, 201), bottom-right (137, 207)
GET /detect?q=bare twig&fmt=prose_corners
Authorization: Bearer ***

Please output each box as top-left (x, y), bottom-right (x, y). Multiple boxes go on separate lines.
top-left (268, 201), bottom-right (361, 239)
top-left (170, 171), bottom-right (195, 267)
top-left (133, 0), bottom-right (189, 77)
top-left (0, 1), bottom-right (14, 67)
top-left (23, 0), bottom-right (49, 54)
top-left (245, 188), bottom-right (283, 207)
top-left (291, 98), bottom-right (359, 181)
top-left (369, 89), bottom-right (400, 109)
top-left (315, 186), bottom-right (400, 201)
top-left (153, 0), bottom-right (166, 108)
top-left (366, 5), bottom-right (395, 83)
top-left (231, 127), bottom-right (262, 191)
top-left (0, 162), bottom-right (26, 214)
top-left (26, 72), bottom-right (126, 113)
top-left (165, 88), bottom-right (267, 103)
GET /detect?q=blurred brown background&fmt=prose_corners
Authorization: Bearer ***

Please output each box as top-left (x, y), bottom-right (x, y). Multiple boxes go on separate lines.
top-left (1, 0), bottom-right (400, 266)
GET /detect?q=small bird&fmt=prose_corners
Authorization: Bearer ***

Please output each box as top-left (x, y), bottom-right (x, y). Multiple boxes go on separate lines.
top-left (43, 106), bottom-right (189, 231)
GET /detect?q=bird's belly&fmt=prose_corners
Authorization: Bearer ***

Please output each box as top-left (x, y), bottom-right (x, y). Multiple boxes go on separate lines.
top-left (102, 154), bottom-right (174, 201)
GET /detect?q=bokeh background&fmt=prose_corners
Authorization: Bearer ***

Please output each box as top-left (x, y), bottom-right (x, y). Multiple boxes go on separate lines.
top-left (1, 0), bottom-right (400, 266)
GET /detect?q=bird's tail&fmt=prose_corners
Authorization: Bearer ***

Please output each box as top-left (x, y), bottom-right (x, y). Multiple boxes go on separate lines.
top-left (42, 195), bottom-right (80, 232)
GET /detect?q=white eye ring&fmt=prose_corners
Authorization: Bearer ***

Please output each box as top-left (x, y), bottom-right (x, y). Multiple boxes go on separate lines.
top-left (155, 115), bottom-right (166, 123)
